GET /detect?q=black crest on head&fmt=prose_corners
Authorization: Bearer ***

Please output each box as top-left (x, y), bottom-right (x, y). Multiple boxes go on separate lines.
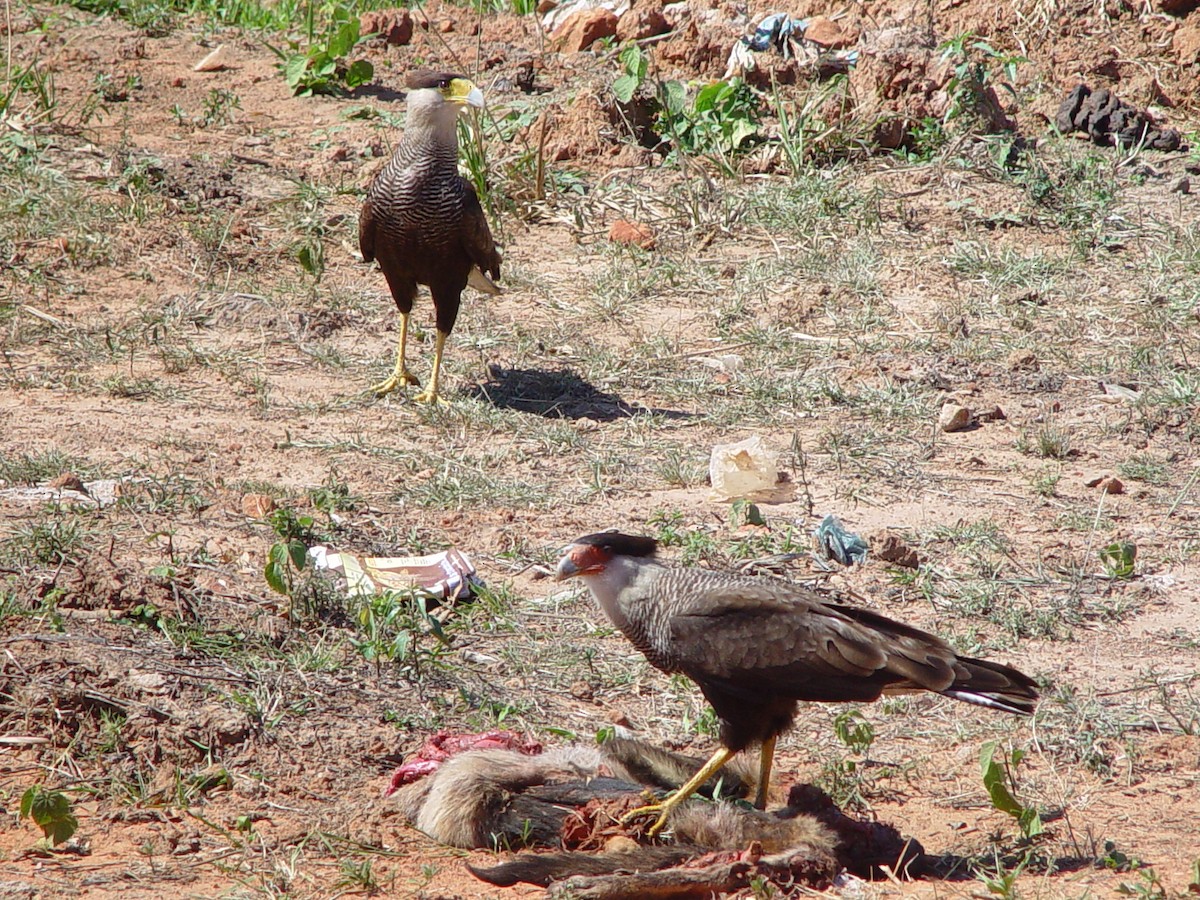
top-left (573, 531), bottom-right (658, 558)
top-left (405, 70), bottom-right (465, 91)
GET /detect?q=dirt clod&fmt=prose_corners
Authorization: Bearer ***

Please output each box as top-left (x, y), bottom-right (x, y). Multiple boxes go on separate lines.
top-left (554, 8), bottom-right (618, 52)
top-left (608, 219), bottom-right (657, 250)
top-left (360, 9), bottom-right (414, 45)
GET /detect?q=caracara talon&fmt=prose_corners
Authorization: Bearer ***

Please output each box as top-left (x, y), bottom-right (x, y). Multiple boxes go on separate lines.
top-left (371, 371), bottom-right (420, 397)
top-left (412, 389), bottom-right (447, 405)
top-left (620, 801), bottom-right (674, 837)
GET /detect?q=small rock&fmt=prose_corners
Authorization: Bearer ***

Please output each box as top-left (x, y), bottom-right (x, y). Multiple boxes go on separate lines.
top-left (127, 672), bottom-right (168, 692)
top-left (1092, 476), bottom-right (1125, 494)
top-left (608, 218), bottom-right (656, 249)
top-left (553, 8), bottom-right (618, 52)
top-left (438, 18), bottom-right (455, 33)
top-left (1171, 176), bottom-right (1191, 194)
top-left (360, 9), bottom-right (414, 45)
top-left (241, 493), bottom-right (276, 518)
top-left (978, 405), bottom-right (1007, 422)
top-left (804, 15), bottom-right (855, 48)
top-left (938, 403), bottom-right (973, 433)
top-left (1157, 0), bottom-right (1199, 13)
top-left (604, 836), bottom-right (640, 853)
top-left (537, 0), bottom-right (556, 12)
top-left (662, 1), bottom-right (688, 26)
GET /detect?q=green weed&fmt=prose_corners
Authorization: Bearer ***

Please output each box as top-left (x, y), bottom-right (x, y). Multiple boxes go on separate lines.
top-left (937, 33), bottom-right (1024, 131)
top-left (20, 786), bottom-right (79, 845)
top-left (980, 741), bottom-right (1043, 840)
top-left (351, 590), bottom-right (452, 677)
top-left (264, 509), bottom-right (321, 597)
top-left (269, 8), bottom-right (374, 97)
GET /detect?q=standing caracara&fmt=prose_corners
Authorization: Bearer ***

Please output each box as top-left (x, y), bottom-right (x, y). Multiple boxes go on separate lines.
top-left (359, 71), bottom-right (501, 404)
top-left (556, 532), bottom-right (1040, 835)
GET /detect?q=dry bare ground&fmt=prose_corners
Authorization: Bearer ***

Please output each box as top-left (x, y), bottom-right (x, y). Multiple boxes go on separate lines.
top-left (2, 0), bottom-right (1200, 896)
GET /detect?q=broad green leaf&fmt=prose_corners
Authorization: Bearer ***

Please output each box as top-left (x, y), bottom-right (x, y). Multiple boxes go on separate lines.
top-left (328, 21), bottom-right (356, 56)
top-left (693, 82), bottom-right (723, 112)
top-left (1019, 807), bottom-right (1044, 837)
top-left (283, 55), bottom-right (309, 89)
top-left (729, 118), bottom-right (758, 148)
top-left (612, 73), bottom-right (639, 104)
top-left (617, 42), bottom-right (645, 78)
top-left (264, 543), bottom-right (290, 595)
top-left (296, 245), bottom-right (318, 274)
top-left (286, 539), bottom-right (307, 571)
top-left (20, 787), bottom-right (78, 846)
top-left (345, 59), bottom-right (374, 89)
top-left (659, 80), bottom-right (686, 116)
top-left (1100, 541), bottom-right (1136, 578)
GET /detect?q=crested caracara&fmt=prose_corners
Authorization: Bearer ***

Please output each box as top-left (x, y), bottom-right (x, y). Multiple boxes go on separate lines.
top-left (359, 71), bottom-right (501, 404)
top-left (556, 531), bottom-right (1040, 836)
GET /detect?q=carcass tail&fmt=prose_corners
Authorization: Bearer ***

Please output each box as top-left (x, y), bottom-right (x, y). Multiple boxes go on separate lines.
top-left (467, 847), bottom-right (688, 887)
top-left (942, 657), bottom-right (1039, 715)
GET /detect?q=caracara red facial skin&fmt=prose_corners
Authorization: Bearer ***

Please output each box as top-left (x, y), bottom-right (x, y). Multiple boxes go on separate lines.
top-left (555, 531), bottom-right (1040, 836)
top-left (554, 544), bottom-right (608, 580)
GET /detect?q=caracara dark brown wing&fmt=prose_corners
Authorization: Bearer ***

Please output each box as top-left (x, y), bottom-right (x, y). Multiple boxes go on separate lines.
top-left (459, 177), bottom-right (500, 282)
top-left (358, 195), bottom-right (379, 265)
top-left (667, 587), bottom-right (946, 702)
top-left (665, 578), bottom-right (1035, 712)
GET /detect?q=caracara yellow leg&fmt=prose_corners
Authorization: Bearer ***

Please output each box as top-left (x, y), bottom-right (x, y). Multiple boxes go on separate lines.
top-left (620, 746), bottom-right (736, 837)
top-left (754, 736), bottom-right (776, 809)
top-left (413, 330), bottom-right (449, 404)
top-left (372, 312), bottom-right (421, 396)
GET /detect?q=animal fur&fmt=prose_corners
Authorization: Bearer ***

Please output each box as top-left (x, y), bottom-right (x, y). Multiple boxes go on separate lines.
top-left (391, 736), bottom-right (753, 849)
top-left (468, 802), bottom-right (838, 888)
top-left (389, 734), bottom-right (922, 892)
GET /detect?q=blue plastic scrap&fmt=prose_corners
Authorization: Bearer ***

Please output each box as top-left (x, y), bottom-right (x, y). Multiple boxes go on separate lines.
top-left (813, 514), bottom-right (869, 566)
top-left (738, 12), bottom-right (859, 67)
top-left (742, 13), bottom-right (809, 53)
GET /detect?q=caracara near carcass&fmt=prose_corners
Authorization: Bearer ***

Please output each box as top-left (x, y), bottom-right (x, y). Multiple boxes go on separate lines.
top-left (359, 71), bottom-right (501, 404)
top-left (556, 532), bottom-right (1040, 835)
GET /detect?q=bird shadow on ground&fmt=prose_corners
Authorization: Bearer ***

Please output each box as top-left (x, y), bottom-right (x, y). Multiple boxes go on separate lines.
top-left (467, 366), bottom-right (692, 422)
top-left (922, 849), bottom-right (1095, 884)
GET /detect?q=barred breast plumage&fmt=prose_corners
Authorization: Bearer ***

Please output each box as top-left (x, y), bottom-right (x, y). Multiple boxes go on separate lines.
top-left (358, 71), bottom-right (500, 404)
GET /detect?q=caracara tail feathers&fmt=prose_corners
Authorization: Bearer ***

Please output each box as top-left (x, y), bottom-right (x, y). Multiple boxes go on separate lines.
top-left (939, 656), bottom-right (1039, 716)
top-left (467, 265), bottom-right (501, 295)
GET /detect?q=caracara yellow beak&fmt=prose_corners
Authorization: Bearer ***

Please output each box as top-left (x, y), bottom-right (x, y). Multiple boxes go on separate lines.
top-left (445, 78), bottom-right (485, 110)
